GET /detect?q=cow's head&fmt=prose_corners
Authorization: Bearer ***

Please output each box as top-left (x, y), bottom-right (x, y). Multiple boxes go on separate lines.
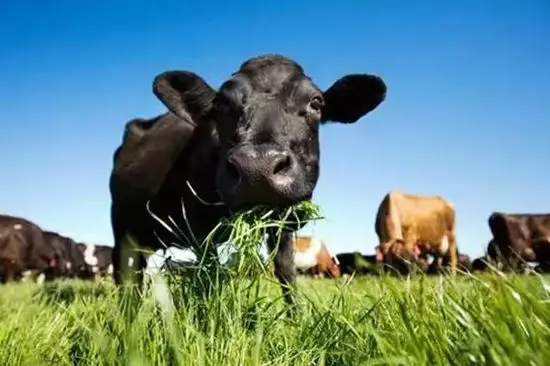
top-left (472, 257), bottom-right (489, 272)
top-left (378, 240), bottom-right (424, 274)
top-left (327, 256), bottom-right (341, 278)
top-left (153, 54), bottom-right (387, 210)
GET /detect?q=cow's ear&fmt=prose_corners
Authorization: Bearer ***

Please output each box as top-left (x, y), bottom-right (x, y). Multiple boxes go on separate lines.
top-left (153, 71), bottom-right (217, 126)
top-left (321, 74), bottom-right (387, 124)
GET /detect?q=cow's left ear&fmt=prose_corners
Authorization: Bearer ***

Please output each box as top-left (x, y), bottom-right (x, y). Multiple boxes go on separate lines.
top-left (321, 74), bottom-right (387, 124)
top-left (153, 70), bottom-right (217, 126)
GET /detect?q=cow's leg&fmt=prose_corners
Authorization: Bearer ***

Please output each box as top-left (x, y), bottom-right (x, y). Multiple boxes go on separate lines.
top-left (0, 259), bottom-right (9, 284)
top-left (133, 251), bottom-right (148, 288)
top-left (112, 237), bottom-right (126, 286)
top-left (448, 234), bottom-right (458, 276)
top-left (114, 236), bottom-right (148, 322)
top-left (267, 230), bottom-right (298, 315)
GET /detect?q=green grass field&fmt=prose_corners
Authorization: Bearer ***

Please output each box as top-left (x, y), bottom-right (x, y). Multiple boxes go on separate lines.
top-left (1, 272), bottom-right (549, 365)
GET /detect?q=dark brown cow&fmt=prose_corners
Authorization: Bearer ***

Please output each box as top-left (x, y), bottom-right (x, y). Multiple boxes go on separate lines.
top-left (375, 191), bottom-right (458, 275)
top-left (293, 236), bottom-right (340, 278)
top-left (487, 212), bottom-right (550, 272)
top-left (42, 231), bottom-right (71, 279)
top-left (43, 232), bottom-right (95, 280)
top-left (109, 54), bottom-right (387, 311)
top-left (0, 215), bottom-right (56, 283)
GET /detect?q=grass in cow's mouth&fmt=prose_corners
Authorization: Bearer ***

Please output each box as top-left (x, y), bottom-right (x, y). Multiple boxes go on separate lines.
top-left (152, 199), bottom-right (323, 275)
top-left (141, 199), bottom-right (323, 324)
top-left (214, 200), bottom-right (323, 271)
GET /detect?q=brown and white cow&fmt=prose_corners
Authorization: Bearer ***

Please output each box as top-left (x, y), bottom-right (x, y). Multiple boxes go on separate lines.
top-left (293, 235), bottom-right (341, 278)
top-left (487, 212), bottom-right (550, 272)
top-left (374, 190), bottom-right (458, 275)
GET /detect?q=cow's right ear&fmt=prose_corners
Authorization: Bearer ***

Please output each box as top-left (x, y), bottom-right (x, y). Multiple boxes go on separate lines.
top-left (153, 71), bottom-right (217, 126)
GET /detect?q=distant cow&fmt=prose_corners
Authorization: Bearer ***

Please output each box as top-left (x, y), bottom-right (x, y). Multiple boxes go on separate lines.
top-left (109, 53), bottom-right (387, 309)
top-left (375, 191), bottom-right (458, 275)
top-left (487, 212), bottom-right (550, 272)
top-left (472, 256), bottom-right (489, 272)
top-left (293, 236), bottom-right (340, 278)
top-left (76, 243), bottom-right (113, 277)
top-left (427, 250), bottom-right (472, 274)
top-left (470, 239), bottom-right (501, 272)
top-left (0, 215), bottom-right (57, 283)
top-left (43, 231), bottom-right (73, 279)
top-left (335, 251), bottom-right (381, 276)
top-left (43, 232), bottom-right (95, 280)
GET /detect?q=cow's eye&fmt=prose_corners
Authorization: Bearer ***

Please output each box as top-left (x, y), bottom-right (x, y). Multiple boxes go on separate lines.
top-left (309, 96), bottom-right (324, 113)
top-left (215, 94), bottom-right (242, 117)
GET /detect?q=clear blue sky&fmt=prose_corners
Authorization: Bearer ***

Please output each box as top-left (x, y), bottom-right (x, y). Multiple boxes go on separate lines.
top-left (1, 0), bottom-right (549, 259)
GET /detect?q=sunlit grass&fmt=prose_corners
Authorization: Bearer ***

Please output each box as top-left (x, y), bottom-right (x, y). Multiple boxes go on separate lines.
top-left (0, 274), bottom-right (549, 365)
top-left (1, 201), bottom-right (548, 364)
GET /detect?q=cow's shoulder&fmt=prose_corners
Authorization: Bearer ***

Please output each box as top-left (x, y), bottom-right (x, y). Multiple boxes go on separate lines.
top-left (293, 236), bottom-right (312, 252)
top-left (0, 214), bottom-right (42, 234)
top-left (386, 190), bottom-right (451, 212)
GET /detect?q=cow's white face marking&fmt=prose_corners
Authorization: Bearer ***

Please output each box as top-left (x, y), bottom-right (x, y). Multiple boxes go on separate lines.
top-left (83, 244), bottom-right (98, 266)
top-left (66, 262), bottom-right (72, 270)
top-left (107, 264), bottom-right (114, 274)
top-left (128, 257), bottom-right (134, 267)
top-left (294, 237), bottom-right (322, 270)
top-left (440, 235), bottom-right (449, 255)
top-left (13, 224), bottom-right (22, 230)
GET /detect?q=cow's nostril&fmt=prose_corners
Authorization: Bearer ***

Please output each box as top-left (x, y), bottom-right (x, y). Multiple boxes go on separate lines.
top-left (272, 155), bottom-right (292, 175)
top-left (226, 159), bottom-right (241, 183)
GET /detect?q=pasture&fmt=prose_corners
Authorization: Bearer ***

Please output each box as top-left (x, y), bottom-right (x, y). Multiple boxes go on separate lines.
top-left (1, 272), bottom-right (549, 365)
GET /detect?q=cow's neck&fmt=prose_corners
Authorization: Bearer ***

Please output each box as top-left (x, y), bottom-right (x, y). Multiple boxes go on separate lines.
top-left (152, 125), bottom-right (229, 245)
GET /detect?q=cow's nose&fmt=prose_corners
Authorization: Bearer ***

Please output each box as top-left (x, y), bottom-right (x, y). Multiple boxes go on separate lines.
top-left (266, 150), bottom-right (294, 183)
top-left (225, 145), bottom-right (297, 194)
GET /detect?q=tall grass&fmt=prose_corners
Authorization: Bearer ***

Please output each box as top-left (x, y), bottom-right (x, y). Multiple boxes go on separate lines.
top-left (0, 274), bottom-right (549, 365)
top-left (1, 202), bottom-right (549, 364)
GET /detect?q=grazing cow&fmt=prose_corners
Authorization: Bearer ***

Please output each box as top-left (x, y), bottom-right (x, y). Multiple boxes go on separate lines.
top-left (0, 215), bottom-right (57, 283)
top-left (470, 240), bottom-right (501, 272)
top-left (427, 250), bottom-right (472, 274)
top-left (472, 256), bottom-right (490, 272)
top-left (43, 231), bottom-right (73, 279)
top-left (76, 243), bottom-right (114, 277)
top-left (293, 236), bottom-right (340, 278)
top-left (336, 251), bottom-right (381, 276)
top-left (487, 212), bottom-right (550, 272)
top-left (42, 232), bottom-right (95, 280)
top-left (375, 191), bottom-right (458, 275)
top-left (109, 54), bottom-right (387, 309)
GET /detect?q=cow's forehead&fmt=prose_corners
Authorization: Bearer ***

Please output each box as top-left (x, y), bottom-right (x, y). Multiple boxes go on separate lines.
top-left (225, 56), bottom-right (319, 96)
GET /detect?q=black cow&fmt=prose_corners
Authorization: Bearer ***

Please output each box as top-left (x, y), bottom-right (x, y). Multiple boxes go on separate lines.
top-left (488, 212), bottom-right (550, 272)
top-left (109, 54), bottom-right (387, 310)
top-left (426, 250), bottom-right (473, 275)
top-left (335, 252), bottom-right (381, 276)
top-left (43, 231), bottom-right (72, 279)
top-left (0, 215), bottom-right (56, 283)
top-left (75, 243), bottom-right (113, 277)
top-left (43, 232), bottom-right (94, 280)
